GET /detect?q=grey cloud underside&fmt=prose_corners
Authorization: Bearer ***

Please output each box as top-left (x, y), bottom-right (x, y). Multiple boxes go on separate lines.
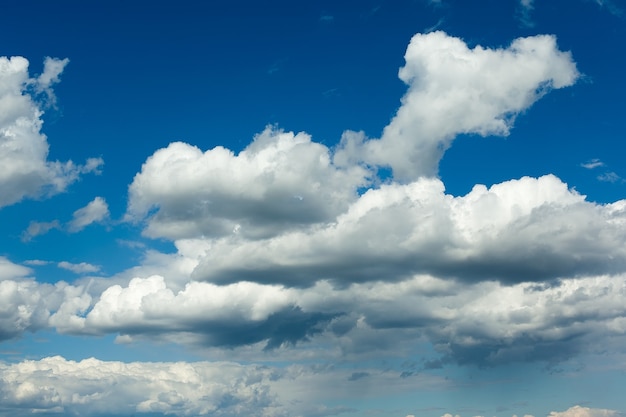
top-left (192, 186), bottom-right (626, 287)
top-left (112, 306), bottom-right (339, 350)
top-left (147, 190), bottom-right (341, 240)
top-left (127, 132), bottom-right (367, 240)
top-left (43, 272), bottom-right (626, 369)
top-left (193, 245), bottom-right (624, 287)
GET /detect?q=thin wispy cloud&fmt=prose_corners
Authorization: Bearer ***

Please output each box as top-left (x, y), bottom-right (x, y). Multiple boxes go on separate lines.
top-left (581, 158), bottom-right (605, 169)
top-left (517, 0), bottom-right (535, 27)
top-left (21, 220), bottom-right (61, 242)
top-left (57, 261), bottom-right (101, 274)
top-left (20, 197), bottom-right (110, 241)
top-left (67, 196), bottom-right (110, 233)
top-left (598, 171), bottom-right (623, 183)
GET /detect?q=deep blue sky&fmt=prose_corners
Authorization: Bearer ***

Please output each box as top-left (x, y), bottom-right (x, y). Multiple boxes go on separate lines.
top-left (1, 1), bottom-right (626, 417)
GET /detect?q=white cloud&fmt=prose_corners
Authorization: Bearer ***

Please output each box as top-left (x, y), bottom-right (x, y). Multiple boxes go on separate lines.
top-left (597, 171), bottom-right (622, 183)
top-left (581, 158), bottom-right (605, 169)
top-left (580, 159), bottom-right (623, 183)
top-left (0, 356), bottom-right (283, 417)
top-left (0, 354), bottom-right (454, 417)
top-left (517, 0), bottom-right (535, 27)
top-left (592, 0), bottom-right (623, 17)
top-left (0, 277), bottom-right (55, 341)
top-left (67, 196), bottom-right (110, 232)
top-left (335, 32), bottom-right (578, 180)
top-left (22, 259), bottom-right (51, 266)
top-left (1, 30), bottom-right (621, 382)
top-left (63, 31), bottom-right (625, 370)
top-left (0, 56), bottom-right (103, 209)
top-left (548, 405), bottom-right (620, 417)
top-left (0, 265), bottom-right (92, 342)
top-left (21, 197), bottom-right (109, 241)
top-left (0, 257), bottom-right (32, 280)
top-left (57, 261), bottom-right (101, 274)
top-left (439, 409), bottom-right (620, 417)
top-left (33, 56), bottom-right (69, 107)
top-left (20, 219), bottom-right (61, 242)
top-left (126, 126), bottom-right (368, 240)
top-left (48, 269), bottom-right (626, 367)
top-left (191, 175), bottom-right (626, 287)
top-left (53, 275), bottom-right (336, 350)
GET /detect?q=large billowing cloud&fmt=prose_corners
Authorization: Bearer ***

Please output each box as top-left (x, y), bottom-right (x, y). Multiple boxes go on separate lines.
top-left (127, 32), bottom-right (578, 240)
top-left (124, 33), bottom-right (603, 289)
top-left (0, 56), bottom-right (103, 208)
top-left (54, 275), bottom-right (336, 350)
top-left (96, 31), bottom-right (626, 369)
top-left (191, 175), bottom-right (626, 287)
top-left (46, 270), bottom-right (626, 367)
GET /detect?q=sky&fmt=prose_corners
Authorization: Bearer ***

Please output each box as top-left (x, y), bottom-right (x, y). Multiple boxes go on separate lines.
top-left (0, 0), bottom-right (626, 416)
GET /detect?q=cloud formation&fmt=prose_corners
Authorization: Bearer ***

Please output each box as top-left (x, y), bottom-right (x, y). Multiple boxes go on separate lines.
top-left (67, 196), bottom-right (110, 232)
top-left (85, 32), bottom-right (626, 369)
top-left (127, 127), bottom-right (367, 240)
top-left (20, 220), bottom-right (61, 242)
top-left (334, 31), bottom-right (578, 180)
top-left (1, 29), bottom-right (624, 417)
top-left (57, 261), bottom-right (101, 274)
top-left (0, 56), bottom-right (103, 209)
top-left (44, 269), bottom-right (626, 367)
top-left (548, 405), bottom-right (621, 417)
top-left (581, 158), bottom-right (605, 169)
top-left (0, 356), bottom-right (282, 417)
top-left (0, 277), bottom-right (54, 342)
top-left (190, 175), bottom-right (626, 287)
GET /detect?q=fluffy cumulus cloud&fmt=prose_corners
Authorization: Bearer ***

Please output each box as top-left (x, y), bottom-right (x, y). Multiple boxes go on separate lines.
top-left (438, 408), bottom-right (621, 417)
top-left (0, 269), bottom-right (56, 342)
top-left (548, 406), bottom-right (621, 417)
top-left (0, 258), bottom-right (82, 343)
top-left (191, 175), bottom-right (626, 287)
top-left (46, 270), bottom-right (626, 367)
top-left (126, 127), bottom-right (368, 240)
top-left (127, 33), bottom-right (579, 243)
top-left (0, 356), bottom-right (283, 417)
top-left (0, 354), bottom-right (455, 417)
top-left (53, 275), bottom-right (336, 350)
top-left (334, 31), bottom-right (578, 180)
top-left (0, 56), bottom-right (103, 208)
